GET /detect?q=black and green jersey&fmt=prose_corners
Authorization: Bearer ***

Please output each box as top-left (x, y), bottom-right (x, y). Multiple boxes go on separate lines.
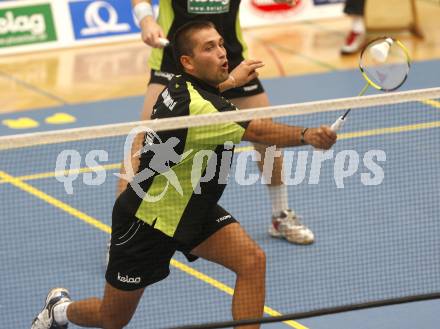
top-left (119, 73), bottom-right (248, 244)
top-left (149, 0), bottom-right (248, 74)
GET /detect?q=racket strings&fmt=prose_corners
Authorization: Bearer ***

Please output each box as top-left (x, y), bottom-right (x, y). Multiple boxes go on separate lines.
top-left (360, 38), bottom-right (411, 92)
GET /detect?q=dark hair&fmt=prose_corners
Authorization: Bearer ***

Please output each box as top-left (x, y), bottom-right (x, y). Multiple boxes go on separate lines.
top-left (172, 20), bottom-right (216, 72)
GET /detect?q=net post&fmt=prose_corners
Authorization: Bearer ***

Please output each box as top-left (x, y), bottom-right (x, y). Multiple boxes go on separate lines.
top-left (409, 0), bottom-right (424, 38)
top-left (365, 0), bottom-right (424, 38)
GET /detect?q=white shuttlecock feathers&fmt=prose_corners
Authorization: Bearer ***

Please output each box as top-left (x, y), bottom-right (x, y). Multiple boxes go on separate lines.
top-left (369, 38), bottom-right (394, 63)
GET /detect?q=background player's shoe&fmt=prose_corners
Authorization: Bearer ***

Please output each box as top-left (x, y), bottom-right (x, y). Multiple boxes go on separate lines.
top-left (31, 288), bottom-right (71, 329)
top-left (341, 30), bottom-right (366, 55)
top-left (269, 209), bottom-right (315, 244)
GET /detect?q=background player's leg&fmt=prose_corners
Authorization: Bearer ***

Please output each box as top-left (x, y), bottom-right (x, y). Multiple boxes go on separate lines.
top-left (341, 0), bottom-right (366, 54)
top-left (141, 83), bottom-right (167, 120)
top-left (191, 223), bottom-right (265, 329)
top-left (230, 93), bottom-right (314, 244)
top-left (229, 93), bottom-right (283, 184)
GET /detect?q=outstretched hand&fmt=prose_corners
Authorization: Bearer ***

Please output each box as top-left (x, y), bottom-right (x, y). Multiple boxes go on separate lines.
top-left (304, 126), bottom-right (337, 150)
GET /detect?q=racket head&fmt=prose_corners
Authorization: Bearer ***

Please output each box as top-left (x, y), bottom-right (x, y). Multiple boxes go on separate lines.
top-left (359, 37), bottom-right (411, 92)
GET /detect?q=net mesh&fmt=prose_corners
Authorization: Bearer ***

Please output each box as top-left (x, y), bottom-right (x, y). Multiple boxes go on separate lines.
top-left (1, 88), bottom-right (440, 329)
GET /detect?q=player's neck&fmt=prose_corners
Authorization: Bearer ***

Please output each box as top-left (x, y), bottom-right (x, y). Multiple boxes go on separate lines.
top-left (183, 72), bottom-right (220, 94)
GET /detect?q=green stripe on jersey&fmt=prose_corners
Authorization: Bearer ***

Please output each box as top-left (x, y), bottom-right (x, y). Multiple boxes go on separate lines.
top-left (135, 146), bottom-right (213, 237)
top-left (235, 10), bottom-right (248, 60)
top-left (186, 82), bottom-right (245, 145)
top-left (134, 81), bottom-right (244, 238)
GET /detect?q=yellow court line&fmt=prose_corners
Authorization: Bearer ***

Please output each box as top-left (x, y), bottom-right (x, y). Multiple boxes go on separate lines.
top-left (1, 120), bottom-right (439, 185)
top-left (0, 169), bottom-right (307, 329)
top-left (422, 99), bottom-right (440, 108)
top-left (0, 170), bottom-right (111, 234)
top-left (338, 121), bottom-right (440, 140)
top-left (170, 260), bottom-right (308, 329)
top-left (0, 163), bottom-right (121, 185)
top-left (19, 163), bottom-right (120, 181)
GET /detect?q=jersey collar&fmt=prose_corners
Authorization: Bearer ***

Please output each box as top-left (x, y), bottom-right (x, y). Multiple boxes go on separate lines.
top-left (183, 73), bottom-right (220, 95)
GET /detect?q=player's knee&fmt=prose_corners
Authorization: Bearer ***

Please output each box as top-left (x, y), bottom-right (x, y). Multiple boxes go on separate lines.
top-left (254, 247), bottom-right (266, 273)
top-left (238, 246), bottom-right (266, 276)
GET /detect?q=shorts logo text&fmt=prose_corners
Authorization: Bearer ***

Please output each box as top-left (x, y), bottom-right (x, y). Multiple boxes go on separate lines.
top-left (216, 215), bottom-right (232, 223)
top-left (117, 272), bottom-right (141, 284)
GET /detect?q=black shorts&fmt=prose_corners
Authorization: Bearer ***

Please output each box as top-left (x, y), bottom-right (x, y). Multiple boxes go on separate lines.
top-left (105, 203), bottom-right (237, 291)
top-left (149, 69), bottom-right (265, 99)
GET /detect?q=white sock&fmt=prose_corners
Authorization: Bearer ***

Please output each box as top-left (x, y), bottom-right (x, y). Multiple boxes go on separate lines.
top-left (53, 301), bottom-right (72, 325)
top-left (351, 16), bottom-right (366, 34)
top-left (267, 185), bottom-right (289, 217)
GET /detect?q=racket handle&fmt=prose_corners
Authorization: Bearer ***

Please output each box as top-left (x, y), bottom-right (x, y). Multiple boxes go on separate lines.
top-left (330, 116), bottom-right (345, 132)
top-left (158, 37), bottom-right (170, 47)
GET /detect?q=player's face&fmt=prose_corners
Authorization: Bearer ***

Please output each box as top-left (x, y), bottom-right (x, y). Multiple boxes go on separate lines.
top-left (186, 28), bottom-right (229, 87)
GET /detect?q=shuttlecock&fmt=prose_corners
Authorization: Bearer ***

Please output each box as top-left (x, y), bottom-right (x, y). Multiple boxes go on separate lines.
top-left (369, 38), bottom-right (393, 63)
top-left (158, 37), bottom-right (170, 47)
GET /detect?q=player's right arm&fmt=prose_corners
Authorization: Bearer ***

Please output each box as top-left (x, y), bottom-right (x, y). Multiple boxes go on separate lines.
top-left (243, 119), bottom-right (337, 150)
top-left (131, 0), bottom-right (166, 48)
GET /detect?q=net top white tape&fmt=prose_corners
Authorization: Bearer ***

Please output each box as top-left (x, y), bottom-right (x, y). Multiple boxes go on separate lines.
top-left (1, 87), bottom-right (439, 151)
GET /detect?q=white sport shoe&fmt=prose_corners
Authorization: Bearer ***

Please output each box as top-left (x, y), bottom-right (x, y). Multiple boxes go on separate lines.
top-left (31, 288), bottom-right (71, 329)
top-left (341, 30), bottom-right (366, 55)
top-left (269, 210), bottom-right (315, 244)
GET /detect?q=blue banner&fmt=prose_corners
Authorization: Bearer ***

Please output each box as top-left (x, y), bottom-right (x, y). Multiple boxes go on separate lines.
top-left (69, 0), bottom-right (140, 40)
top-left (313, 0), bottom-right (345, 5)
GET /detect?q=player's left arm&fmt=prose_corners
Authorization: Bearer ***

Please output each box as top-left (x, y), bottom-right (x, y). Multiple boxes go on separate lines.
top-left (219, 60), bottom-right (265, 92)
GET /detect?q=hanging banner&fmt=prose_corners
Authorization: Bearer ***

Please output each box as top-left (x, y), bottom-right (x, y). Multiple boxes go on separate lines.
top-left (0, 0), bottom-right (345, 55)
top-left (240, 0), bottom-right (345, 28)
top-left (0, 3), bottom-right (57, 48)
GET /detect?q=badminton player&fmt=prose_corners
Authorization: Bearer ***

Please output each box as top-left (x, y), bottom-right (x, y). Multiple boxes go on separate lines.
top-left (126, 0), bottom-right (315, 245)
top-left (31, 21), bottom-right (336, 329)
